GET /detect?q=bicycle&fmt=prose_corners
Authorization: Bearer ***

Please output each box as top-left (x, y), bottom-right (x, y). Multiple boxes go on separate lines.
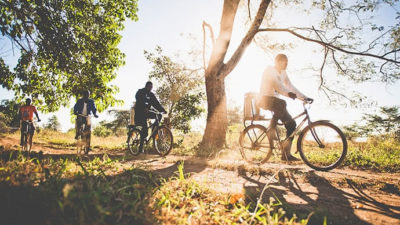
top-left (76, 114), bottom-right (91, 155)
top-left (127, 109), bottom-right (173, 156)
top-left (239, 100), bottom-right (347, 171)
top-left (21, 120), bottom-right (36, 153)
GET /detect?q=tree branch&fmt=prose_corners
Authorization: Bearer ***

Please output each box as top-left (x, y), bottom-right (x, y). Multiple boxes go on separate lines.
top-left (202, 21), bottom-right (216, 71)
top-left (257, 28), bottom-right (400, 64)
top-left (221, 0), bottom-right (271, 78)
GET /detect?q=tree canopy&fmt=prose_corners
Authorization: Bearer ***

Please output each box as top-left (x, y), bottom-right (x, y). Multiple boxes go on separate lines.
top-left (144, 46), bottom-right (205, 133)
top-left (0, 0), bottom-right (138, 112)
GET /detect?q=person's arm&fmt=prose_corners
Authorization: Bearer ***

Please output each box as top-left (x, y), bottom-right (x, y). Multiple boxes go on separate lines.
top-left (33, 106), bottom-right (41, 121)
top-left (150, 93), bottom-right (166, 113)
top-left (90, 99), bottom-right (98, 118)
top-left (282, 72), bottom-right (307, 100)
top-left (19, 108), bottom-right (22, 121)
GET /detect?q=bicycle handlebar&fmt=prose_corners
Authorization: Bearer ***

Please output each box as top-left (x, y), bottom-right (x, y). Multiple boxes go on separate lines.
top-left (77, 114), bottom-right (90, 118)
top-left (148, 109), bottom-right (167, 115)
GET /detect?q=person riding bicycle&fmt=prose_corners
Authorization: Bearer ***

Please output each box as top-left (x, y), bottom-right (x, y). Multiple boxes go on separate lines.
top-left (19, 98), bottom-right (41, 146)
top-left (134, 81), bottom-right (166, 152)
top-left (73, 90), bottom-right (98, 149)
top-left (257, 54), bottom-right (313, 161)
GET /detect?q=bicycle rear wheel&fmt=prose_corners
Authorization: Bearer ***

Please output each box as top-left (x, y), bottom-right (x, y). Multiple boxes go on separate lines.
top-left (127, 128), bottom-right (142, 156)
top-left (297, 121), bottom-right (347, 171)
top-left (153, 126), bottom-right (173, 156)
top-left (239, 124), bottom-right (273, 164)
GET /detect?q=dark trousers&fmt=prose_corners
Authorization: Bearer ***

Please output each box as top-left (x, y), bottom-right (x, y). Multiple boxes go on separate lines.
top-left (257, 96), bottom-right (296, 139)
top-left (76, 116), bottom-right (91, 146)
top-left (20, 121), bottom-right (35, 145)
top-left (136, 112), bottom-right (162, 150)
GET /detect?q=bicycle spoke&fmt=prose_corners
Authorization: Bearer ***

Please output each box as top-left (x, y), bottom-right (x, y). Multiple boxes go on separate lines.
top-left (298, 122), bottom-right (347, 171)
top-left (239, 125), bottom-right (273, 164)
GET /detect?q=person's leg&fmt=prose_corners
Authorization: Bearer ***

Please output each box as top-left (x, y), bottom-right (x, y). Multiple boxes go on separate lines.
top-left (269, 98), bottom-right (298, 161)
top-left (139, 121), bottom-right (148, 152)
top-left (20, 122), bottom-right (26, 146)
top-left (75, 117), bottom-right (81, 139)
top-left (86, 123), bottom-right (91, 150)
top-left (29, 123), bottom-right (35, 146)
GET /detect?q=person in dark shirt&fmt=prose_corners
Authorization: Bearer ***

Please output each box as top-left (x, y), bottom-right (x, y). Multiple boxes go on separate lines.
top-left (135, 81), bottom-right (166, 152)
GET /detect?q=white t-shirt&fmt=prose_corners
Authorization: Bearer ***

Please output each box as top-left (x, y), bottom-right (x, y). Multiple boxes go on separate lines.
top-left (82, 103), bottom-right (88, 115)
top-left (259, 66), bottom-right (307, 100)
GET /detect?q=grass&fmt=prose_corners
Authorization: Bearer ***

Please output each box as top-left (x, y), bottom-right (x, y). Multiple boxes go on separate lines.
top-left (3, 123), bottom-right (400, 173)
top-left (344, 137), bottom-right (400, 172)
top-left (0, 150), bottom-right (308, 225)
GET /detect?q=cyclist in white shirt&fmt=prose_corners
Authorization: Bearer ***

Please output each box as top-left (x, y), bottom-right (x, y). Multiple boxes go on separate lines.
top-left (257, 54), bottom-right (313, 161)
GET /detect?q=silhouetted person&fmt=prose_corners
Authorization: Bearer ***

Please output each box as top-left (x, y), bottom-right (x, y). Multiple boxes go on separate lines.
top-left (135, 81), bottom-right (166, 152)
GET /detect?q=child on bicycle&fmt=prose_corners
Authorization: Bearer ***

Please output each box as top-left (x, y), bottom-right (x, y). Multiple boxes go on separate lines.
top-left (19, 98), bottom-right (41, 146)
top-left (257, 54), bottom-right (313, 161)
top-left (73, 90), bottom-right (99, 150)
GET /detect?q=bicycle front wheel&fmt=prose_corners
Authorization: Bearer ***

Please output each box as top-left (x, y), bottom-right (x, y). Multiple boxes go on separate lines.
top-left (297, 121), bottom-right (347, 171)
top-left (153, 126), bottom-right (173, 156)
top-left (127, 128), bottom-right (142, 156)
top-left (27, 133), bottom-right (33, 153)
top-left (21, 132), bottom-right (28, 151)
top-left (239, 124), bottom-right (273, 164)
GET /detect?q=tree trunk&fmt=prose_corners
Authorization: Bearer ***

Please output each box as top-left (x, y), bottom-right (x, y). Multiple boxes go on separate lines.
top-left (200, 0), bottom-right (270, 151)
top-left (201, 70), bottom-right (228, 149)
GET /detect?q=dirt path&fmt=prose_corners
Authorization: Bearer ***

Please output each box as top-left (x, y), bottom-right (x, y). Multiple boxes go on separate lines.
top-left (1, 135), bottom-right (400, 225)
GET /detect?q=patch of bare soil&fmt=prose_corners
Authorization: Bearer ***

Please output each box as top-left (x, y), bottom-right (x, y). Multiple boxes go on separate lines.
top-left (1, 136), bottom-right (399, 225)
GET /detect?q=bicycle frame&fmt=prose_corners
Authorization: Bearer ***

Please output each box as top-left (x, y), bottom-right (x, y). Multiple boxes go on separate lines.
top-left (132, 109), bottom-right (165, 143)
top-left (247, 103), bottom-right (325, 151)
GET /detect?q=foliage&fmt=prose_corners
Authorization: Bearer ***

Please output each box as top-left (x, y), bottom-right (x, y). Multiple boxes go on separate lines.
top-left (343, 137), bottom-right (400, 172)
top-left (144, 46), bottom-right (205, 133)
top-left (44, 115), bottom-right (61, 131)
top-left (93, 121), bottom-right (113, 137)
top-left (106, 109), bottom-right (130, 133)
top-left (0, 0), bottom-right (139, 112)
top-left (343, 106), bottom-right (400, 138)
top-left (0, 112), bottom-right (10, 132)
top-left (228, 105), bottom-right (242, 125)
top-left (0, 99), bottom-right (21, 127)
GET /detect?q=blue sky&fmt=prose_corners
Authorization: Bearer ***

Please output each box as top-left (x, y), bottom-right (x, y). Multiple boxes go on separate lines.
top-left (1, 0), bottom-right (399, 132)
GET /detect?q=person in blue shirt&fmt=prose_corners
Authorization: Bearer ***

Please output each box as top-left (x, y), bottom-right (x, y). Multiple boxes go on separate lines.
top-left (73, 90), bottom-right (98, 149)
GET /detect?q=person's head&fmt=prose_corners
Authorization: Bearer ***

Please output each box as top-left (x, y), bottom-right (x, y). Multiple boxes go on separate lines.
top-left (82, 90), bottom-right (90, 100)
top-left (145, 81), bottom-right (153, 93)
top-left (274, 54), bottom-right (288, 72)
top-left (25, 98), bottom-right (31, 106)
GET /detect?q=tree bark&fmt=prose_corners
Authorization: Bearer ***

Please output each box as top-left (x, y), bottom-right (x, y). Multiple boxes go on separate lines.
top-left (201, 74), bottom-right (228, 149)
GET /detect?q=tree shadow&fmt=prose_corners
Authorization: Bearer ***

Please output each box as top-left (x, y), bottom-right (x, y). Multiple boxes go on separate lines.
top-left (238, 168), bottom-right (398, 225)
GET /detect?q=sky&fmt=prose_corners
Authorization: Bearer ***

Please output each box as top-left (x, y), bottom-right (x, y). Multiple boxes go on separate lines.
top-left (0, 0), bottom-right (399, 132)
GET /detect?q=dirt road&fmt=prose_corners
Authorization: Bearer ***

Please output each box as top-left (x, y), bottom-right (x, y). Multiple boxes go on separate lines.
top-left (1, 135), bottom-right (400, 225)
